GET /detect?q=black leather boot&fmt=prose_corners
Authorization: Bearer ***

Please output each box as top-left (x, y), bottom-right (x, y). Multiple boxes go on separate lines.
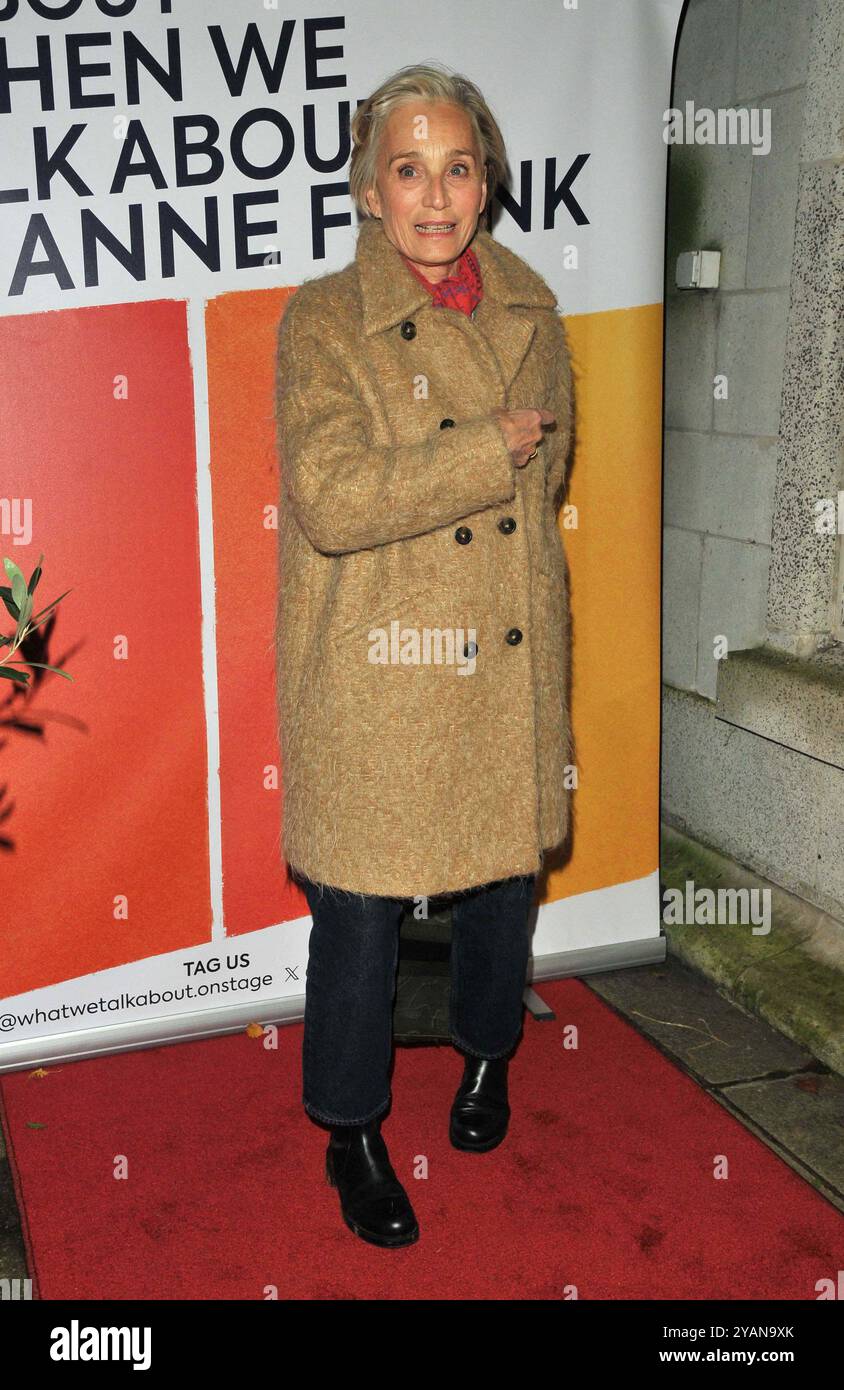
top-left (325, 1116), bottom-right (419, 1248)
top-left (449, 1052), bottom-right (511, 1151)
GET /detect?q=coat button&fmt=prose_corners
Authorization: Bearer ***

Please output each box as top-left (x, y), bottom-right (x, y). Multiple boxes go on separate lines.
top-left (400, 320), bottom-right (416, 339)
top-left (440, 417), bottom-right (455, 428)
top-left (464, 640), bottom-right (478, 658)
top-left (505, 628), bottom-right (523, 645)
top-left (498, 516), bottom-right (517, 534)
top-left (455, 526), bottom-right (472, 544)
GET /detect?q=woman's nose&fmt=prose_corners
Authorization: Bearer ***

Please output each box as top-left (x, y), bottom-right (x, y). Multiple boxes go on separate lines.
top-left (423, 177), bottom-right (449, 208)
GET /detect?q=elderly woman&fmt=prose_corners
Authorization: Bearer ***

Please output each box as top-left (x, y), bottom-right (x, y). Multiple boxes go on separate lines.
top-left (274, 63), bottom-right (574, 1249)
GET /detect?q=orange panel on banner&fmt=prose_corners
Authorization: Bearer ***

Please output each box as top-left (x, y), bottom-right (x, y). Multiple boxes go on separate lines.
top-left (206, 286), bottom-right (306, 934)
top-left (543, 305), bottom-right (663, 903)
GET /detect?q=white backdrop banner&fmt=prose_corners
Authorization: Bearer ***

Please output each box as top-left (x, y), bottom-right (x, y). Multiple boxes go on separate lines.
top-left (0, 0), bottom-right (684, 1069)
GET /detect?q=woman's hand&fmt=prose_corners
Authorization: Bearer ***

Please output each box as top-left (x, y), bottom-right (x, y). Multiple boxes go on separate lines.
top-left (491, 407), bottom-right (556, 468)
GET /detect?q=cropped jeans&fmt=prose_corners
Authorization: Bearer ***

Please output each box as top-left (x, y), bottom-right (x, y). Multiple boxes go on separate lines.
top-left (297, 871), bottom-right (536, 1126)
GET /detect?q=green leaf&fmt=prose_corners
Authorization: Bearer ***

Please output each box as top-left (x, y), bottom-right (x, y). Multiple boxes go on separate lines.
top-left (8, 660), bottom-right (73, 680)
top-left (11, 575), bottom-right (26, 612)
top-left (27, 557), bottom-right (43, 595)
top-left (0, 586), bottom-right (20, 621)
top-left (18, 591), bottom-right (34, 630)
top-left (5, 557), bottom-right (26, 596)
top-left (29, 587), bottom-right (72, 625)
top-left (0, 665), bottom-right (30, 685)
top-left (3, 557), bottom-right (25, 584)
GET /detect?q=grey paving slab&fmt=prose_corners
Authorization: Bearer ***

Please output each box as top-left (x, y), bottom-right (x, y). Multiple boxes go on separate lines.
top-left (717, 1070), bottom-right (844, 1207)
top-left (585, 953), bottom-right (816, 1085)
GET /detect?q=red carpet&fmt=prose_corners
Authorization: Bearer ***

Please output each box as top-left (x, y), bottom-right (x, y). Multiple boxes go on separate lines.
top-left (1, 978), bottom-right (841, 1300)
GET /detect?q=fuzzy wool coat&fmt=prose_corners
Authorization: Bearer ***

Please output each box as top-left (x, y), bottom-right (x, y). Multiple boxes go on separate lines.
top-left (273, 215), bottom-right (575, 899)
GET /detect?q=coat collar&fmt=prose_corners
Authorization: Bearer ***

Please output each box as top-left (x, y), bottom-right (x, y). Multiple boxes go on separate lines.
top-left (354, 216), bottom-right (557, 396)
top-left (355, 215), bottom-right (556, 336)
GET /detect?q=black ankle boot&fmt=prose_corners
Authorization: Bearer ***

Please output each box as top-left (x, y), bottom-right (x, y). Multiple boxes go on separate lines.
top-left (449, 1052), bottom-right (511, 1152)
top-left (325, 1116), bottom-right (419, 1248)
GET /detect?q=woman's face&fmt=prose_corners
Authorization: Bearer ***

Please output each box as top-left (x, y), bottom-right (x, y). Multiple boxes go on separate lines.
top-left (364, 100), bottom-right (488, 282)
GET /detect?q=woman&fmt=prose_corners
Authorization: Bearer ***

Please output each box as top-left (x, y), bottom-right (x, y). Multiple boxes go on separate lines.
top-left (274, 63), bottom-right (575, 1249)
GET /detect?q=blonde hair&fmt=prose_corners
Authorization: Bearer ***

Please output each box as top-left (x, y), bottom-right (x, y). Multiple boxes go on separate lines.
top-left (349, 63), bottom-right (509, 223)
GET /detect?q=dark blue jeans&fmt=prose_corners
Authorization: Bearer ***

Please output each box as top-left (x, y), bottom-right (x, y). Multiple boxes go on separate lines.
top-left (297, 872), bottom-right (536, 1126)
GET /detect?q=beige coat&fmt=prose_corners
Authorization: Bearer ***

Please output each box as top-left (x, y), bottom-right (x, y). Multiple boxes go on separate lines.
top-left (274, 215), bottom-right (574, 898)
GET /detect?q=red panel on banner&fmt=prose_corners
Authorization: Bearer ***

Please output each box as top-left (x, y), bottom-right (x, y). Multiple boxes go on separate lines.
top-left (0, 301), bottom-right (212, 997)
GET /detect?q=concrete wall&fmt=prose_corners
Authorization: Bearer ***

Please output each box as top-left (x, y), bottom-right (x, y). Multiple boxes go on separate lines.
top-left (662, 0), bottom-right (844, 920)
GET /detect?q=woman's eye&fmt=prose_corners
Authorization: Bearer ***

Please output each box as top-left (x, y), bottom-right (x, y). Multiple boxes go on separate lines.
top-left (396, 163), bottom-right (470, 178)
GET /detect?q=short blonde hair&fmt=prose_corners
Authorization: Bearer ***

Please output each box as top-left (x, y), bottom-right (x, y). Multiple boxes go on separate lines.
top-left (349, 63), bottom-right (509, 223)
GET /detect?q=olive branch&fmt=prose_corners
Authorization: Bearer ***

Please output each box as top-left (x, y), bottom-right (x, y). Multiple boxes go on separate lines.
top-left (0, 554), bottom-right (73, 686)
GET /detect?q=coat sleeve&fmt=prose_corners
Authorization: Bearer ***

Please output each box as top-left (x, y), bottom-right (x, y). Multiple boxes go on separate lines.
top-left (274, 293), bottom-right (517, 555)
top-left (544, 312), bottom-right (575, 511)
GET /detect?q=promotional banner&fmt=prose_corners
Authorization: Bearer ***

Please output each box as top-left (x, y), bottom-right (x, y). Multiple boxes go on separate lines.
top-left (0, 0), bottom-right (683, 1070)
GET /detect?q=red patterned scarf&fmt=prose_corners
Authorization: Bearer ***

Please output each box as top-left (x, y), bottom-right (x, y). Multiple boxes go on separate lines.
top-left (402, 242), bottom-right (483, 317)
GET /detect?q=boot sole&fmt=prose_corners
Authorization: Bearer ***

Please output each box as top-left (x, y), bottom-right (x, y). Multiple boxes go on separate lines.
top-left (449, 1119), bottom-right (509, 1152)
top-left (325, 1155), bottom-right (420, 1248)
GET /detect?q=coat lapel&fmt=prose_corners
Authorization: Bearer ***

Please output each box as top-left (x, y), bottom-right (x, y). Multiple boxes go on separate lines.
top-left (355, 217), bottom-right (557, 396)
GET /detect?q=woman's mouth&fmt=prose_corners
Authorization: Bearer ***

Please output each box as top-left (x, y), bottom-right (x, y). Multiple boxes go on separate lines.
top-left (414, 222), bottom-right (456, 235)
